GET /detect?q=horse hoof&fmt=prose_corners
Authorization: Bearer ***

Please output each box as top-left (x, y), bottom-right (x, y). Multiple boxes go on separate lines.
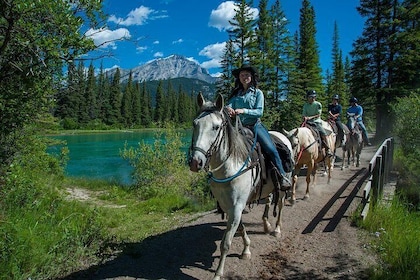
top-left (303, 195), bottom-right (310, 200)
top-left (213, 276), bottom-right (221, 280)
top-left (271, 230), bottom-right (281, 238)
top-left (241, 253), bottom-right (251, 260)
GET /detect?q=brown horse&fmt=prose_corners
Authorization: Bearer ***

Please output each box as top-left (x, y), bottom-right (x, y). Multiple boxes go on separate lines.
top-left (284, 121), bottom-right (336, 202)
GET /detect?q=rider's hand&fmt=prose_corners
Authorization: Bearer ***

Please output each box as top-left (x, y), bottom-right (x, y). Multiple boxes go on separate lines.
top-left (235, 109), bottom-right (244, 115)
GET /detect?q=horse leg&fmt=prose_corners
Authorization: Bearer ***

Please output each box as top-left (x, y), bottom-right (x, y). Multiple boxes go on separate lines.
top-left (214, 208), bottom-right (243, 280)
top-left (237, 221), bottom-right (251, 259)
top-left (327, 158), bottom-right (332, 184)
top-left (273, 193), bottom-right (285, 237)
top-left (304, 163), bottom-right (313, 200)
top-left (262, 197), bottom-right (273, 233)
top-left (341, 148), bottom-right (345, 170)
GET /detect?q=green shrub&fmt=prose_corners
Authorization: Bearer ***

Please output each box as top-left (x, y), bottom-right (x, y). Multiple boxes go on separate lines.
top-left (121, 126), bottom-right (211, 204)
top-left (0, 130), bottom-right (108, 279)
top-left (362, 197), bottom-right (420, 280)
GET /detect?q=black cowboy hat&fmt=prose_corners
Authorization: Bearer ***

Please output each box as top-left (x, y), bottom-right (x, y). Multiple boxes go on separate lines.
top-left (232, 64), bottom-right (258, 78)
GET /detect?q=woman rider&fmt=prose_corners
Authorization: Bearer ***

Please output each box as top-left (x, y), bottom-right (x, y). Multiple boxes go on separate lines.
top-left (225, 64), bottom-right (291, 190)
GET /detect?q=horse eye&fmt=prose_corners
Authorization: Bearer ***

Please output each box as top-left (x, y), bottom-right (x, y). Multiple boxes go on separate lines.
top-left (213, 125), bottom-right (220, 131)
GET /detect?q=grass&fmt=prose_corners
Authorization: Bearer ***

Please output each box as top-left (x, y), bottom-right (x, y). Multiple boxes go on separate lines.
top-left (361, 196), bottom-right (420, 280)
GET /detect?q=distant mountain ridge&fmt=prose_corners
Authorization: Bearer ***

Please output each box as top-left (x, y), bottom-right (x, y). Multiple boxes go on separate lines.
top-left (107, 55), bottom-right (217, 84)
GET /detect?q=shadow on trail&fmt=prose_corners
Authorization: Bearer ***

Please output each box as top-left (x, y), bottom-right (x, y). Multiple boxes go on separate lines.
top-left (60, 221), bottom-right (224, 280)
top-left (302, 168), bottom-right (368, 234)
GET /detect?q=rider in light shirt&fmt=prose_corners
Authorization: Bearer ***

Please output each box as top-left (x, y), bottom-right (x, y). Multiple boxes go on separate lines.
top-left (226, 64), bottom-right (291, 190)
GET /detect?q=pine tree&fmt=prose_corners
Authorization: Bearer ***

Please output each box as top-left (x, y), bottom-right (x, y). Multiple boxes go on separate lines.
top-left (298, 0), bottom-right (323, 98)
top-left (351, 0), bottom-right (397, 138)
top-left (330, 22), bottom-right (346, 99)
top-left (154, 81), bottom-right (165, 124)
top-left (140, 82), bottom-right (152, 126)
top-left (76, 61), bottom-right (89, 124)
top-left (121, 71), bottom-right (134, 127)
top-left (85, 63), bottom-right (97, 121)
top-left (217, 38), bottom-right (236, 97)
top-left (228, 0), bottom-right (257, 66)
top-left (132, 82), bottom-right (142, 127)
top-left (108, 68), bottom-right (122, 126)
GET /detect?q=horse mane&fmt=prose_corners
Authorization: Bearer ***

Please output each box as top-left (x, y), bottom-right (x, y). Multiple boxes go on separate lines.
top-left (222, 109), bottom-right (250, 160)
top-left (196, 102), bottom-right (250, 161)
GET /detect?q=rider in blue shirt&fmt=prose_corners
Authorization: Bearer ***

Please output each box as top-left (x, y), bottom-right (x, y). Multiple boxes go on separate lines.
top-left (346, 97), bottom-right (372, 146)
top-left (226, 64), bottom-right (291, 190)
top-left (328, 94), bottom-right (346, 146)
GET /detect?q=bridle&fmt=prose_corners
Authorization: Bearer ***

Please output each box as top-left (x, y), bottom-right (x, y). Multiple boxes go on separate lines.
top-left (190, 110), bottom-right (258, 183)
top-left (291, 128), bottom-right (317, 163)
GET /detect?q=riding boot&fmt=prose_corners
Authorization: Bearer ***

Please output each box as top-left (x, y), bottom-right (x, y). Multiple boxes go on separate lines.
top-left (322, 136), bottom-right (333, 157)
top-left (272, 167), bottom-right (291, 191)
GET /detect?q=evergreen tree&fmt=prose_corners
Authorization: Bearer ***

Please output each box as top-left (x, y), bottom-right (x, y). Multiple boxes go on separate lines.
top-left (228, 0), bottom-right (257, 66)
top-left (76, 61), bottom-right (89, 124)
top-left (154, 81), bottom-right (165, 124)
top-left (330, 22), bottom-right (346, 100)
top-left (132, 82), bottom-right (142, 126)
top-left (298, 0), bottom-right (323, 98)
top-left (392, 0), bottom-right (420, 91)
top-left (140, 82), bottom-right (152, 126)
top-left (108, 68), bottom-right (122, 126)
top-left (121, 71), bottom-right (134, 127)
top-left (217, 38), bottom-right (236, 97)
top-left (97, 64), bottom-right (111, 124)
top-left (85, 63), bottom-right (97, 121)
top-left (351, 0), bottom-right (397, 138)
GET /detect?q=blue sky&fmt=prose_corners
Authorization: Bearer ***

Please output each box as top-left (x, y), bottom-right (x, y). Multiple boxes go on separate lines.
top-left (85, 0), bottom-right (365, 76)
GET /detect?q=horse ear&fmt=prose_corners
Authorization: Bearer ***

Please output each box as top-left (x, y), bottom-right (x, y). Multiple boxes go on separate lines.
top-left (293, 129), bottom-right (299, 136)
top-left (283, 128), bottom-right (289, 135)
top-left (215, 93), bottom-right (224, 111)
top-left (197, 92), bottom-right (205, 107)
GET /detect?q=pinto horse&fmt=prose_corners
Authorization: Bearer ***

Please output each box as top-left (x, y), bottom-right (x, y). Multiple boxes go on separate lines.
top-left (284, 121), bottom-right (336, 202)
top-left (341, 115), bottom-right (363, 169)
top-left (189, 93), bottom-right (293, 280)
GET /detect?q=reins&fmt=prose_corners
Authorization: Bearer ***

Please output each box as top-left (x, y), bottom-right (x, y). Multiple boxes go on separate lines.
top-left (208, 116), bottom-right (259, 183)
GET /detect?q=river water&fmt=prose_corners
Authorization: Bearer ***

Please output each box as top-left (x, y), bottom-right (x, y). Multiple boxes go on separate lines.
top-left (48, 130), bottom-right (192, 185)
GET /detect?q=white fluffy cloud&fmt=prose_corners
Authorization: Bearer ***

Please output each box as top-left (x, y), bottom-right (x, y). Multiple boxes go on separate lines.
top-left (209, 1), bottom-right (258, 31)
top-left (86, 28), bottom-right (131, 48)
top-left (199, 42), bottom-right (226, 69)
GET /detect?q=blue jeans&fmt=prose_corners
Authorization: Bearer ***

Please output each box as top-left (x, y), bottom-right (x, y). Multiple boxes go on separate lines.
top-left (254, 122), bottom-right (286, 175)
top-left (357, 121), bottom-right (370, 143)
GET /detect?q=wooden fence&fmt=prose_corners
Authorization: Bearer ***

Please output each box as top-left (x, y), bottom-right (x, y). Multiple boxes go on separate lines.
top-left (360, 137), bottom-right (395, 220)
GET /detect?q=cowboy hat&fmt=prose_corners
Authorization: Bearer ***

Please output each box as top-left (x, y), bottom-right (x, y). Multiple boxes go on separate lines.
top-left (232, 64), bottom-right (258, 78)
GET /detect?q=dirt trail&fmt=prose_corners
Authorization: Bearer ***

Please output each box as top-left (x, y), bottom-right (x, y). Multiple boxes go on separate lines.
top-left (62, 145), bottom-right (380, 280)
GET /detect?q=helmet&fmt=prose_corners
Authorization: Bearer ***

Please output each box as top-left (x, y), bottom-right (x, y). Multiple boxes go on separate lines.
top-left (349, 96), bottom-right (358, 103)
top-left (332, 94), bottom-right (340, 100)
top-left (306, 90), bottom-right (316, 98)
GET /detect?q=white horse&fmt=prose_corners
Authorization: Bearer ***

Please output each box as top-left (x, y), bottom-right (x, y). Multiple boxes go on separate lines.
top-left (189, 93), bottom-right (293, 280)
top-left (284, 123), bottom-right (336, 202)
top-left (341, 115), bottom-right (363, 169)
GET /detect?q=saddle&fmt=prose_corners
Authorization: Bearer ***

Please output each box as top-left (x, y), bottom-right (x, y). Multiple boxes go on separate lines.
top-left (240, 126), bottom-right (293, 183)
top-left (303, 122), bottom-right (323, 154)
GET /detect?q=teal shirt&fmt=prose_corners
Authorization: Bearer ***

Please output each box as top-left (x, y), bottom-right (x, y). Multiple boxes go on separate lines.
top-left (226, 87), bottom-right (263, 126)
top-left (303, 101), bottom-right (322, 124)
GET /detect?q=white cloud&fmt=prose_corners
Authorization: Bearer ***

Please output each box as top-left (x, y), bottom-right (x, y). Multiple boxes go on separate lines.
top-left (108, 5), bottom-right (168, 26)
top-left (86, 28), bottom-right (130, 48)
top-left (154, 52), bottom-right (164, 58)
top-left (153, 40), bottom-right (160, 44)
top-left (209, 1), bottom-right (258, 31)
top-left (172, 38), bottom-right (183, 44)
top-left (136, 46), bottom-right (147, 53)
top-left (199, 42), bottom-right (226, 69)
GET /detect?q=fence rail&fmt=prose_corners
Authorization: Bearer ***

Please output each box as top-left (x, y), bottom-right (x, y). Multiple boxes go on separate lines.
top-left (360, 137), bottom-right (394, 220)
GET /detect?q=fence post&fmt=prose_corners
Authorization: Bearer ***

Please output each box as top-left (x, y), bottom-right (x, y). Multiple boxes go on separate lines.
top-left (372, 155), bottom-right (382, 207)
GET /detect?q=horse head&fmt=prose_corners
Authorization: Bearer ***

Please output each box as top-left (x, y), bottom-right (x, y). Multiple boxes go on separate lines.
top-left (189, 93), bottom-right (225, 172)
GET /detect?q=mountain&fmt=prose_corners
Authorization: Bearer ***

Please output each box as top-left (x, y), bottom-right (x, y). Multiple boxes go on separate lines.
top-left (107, 55), bottom-right (218, 84)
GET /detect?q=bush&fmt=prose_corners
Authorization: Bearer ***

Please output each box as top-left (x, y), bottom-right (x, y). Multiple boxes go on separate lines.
top-left (120, 126), bottom-right (211, 205)
top-left (0, 129), bottom-right (108, 279)
top-left (392, 93), bottom-right (420, 210)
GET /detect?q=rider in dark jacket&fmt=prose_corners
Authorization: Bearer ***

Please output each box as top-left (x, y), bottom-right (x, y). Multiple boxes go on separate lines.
top-left (328, 94), bottom-right (346, 146)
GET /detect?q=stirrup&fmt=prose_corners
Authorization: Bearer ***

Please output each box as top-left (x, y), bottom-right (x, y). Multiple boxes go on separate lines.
top-left (280, 176), bottom-right (292, 191)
